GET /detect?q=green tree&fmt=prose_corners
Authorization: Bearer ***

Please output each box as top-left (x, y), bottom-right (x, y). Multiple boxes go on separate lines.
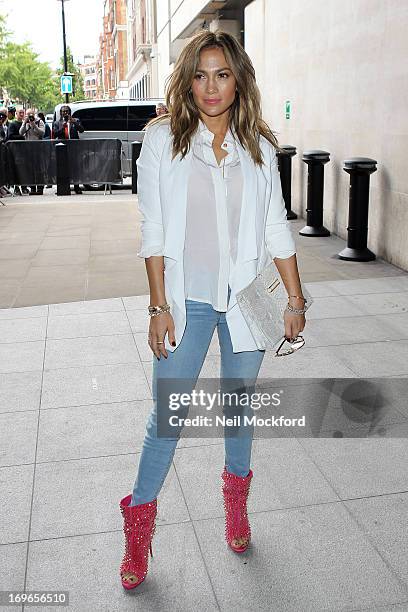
top-left (0, 41), bottom-right (59, 111)
top-left (0, 15), bottom-right (59, 111)
top-left (0, 14), bottom-right (8, 49)
top-left (0, 16), bottom-right (84, 111)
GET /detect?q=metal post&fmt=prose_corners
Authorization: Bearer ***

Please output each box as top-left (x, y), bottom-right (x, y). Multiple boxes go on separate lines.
top-left (299, 150), bottom-right (331, 237)
top-left (131, 141), bottom-right (142, 194)
top-left (277, 145), bottom-right (297, 220)
top-left (338, 158), bottom-right (377, 261)
top-left (55, 143), bottom-right (71, 196)
top-left (58, 0), bottom-right (70, 103)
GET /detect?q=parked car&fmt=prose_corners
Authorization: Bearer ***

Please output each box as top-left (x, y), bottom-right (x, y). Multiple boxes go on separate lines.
top-left (52, 100), bottom-right (164, 184)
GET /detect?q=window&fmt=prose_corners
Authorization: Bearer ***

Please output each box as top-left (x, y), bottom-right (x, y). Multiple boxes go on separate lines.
top-left (73, 106), bottom-right (127, 131)
top-left (127, 105), bottom-right (157, 131)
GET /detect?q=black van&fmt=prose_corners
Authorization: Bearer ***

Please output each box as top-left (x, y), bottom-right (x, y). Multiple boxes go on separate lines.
top-left (53, 99), bottom-right (164, 178)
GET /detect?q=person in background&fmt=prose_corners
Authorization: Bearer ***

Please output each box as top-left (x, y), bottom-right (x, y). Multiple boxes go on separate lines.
top-left (52, 105), bottom-right (85, 194)
top-left (155, 102), bottom-right (168, 116)
top-left (37, 112), bottom-right (51, 139)
top-left (0, 108), bottom-right (8, 142)
top-left (7, 106), bottom-right (16, 122)
top-left (6, 108), bottom-right (25, 141)
top-left (37, 112), bottom-right (52, 189)
top-left (5, 108), bottom-right (29, 194)
top-left (19, 109), bottom-right (45, 195)
top-left (0, 108), bottom-right (11, 197)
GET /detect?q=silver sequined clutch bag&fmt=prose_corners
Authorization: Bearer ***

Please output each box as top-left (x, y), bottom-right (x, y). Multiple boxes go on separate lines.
top-left (235, 262), bottom-right (313, 350)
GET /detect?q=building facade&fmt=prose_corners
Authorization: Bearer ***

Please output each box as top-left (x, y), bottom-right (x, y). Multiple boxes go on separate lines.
top-left (79, 55), bottom-right (98, 99)
top-left (155, 0), bottom-right (248, 100)
top-left (96, 0), bottom-right (129, 99)
top-left (126, 0), bottom-right (157, 99)
top-left (150, 0), bottom-right (408, 270)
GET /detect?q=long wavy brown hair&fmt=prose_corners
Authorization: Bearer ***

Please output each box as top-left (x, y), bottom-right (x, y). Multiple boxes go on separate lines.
top-left (144, 29), bottom-right (284, 166)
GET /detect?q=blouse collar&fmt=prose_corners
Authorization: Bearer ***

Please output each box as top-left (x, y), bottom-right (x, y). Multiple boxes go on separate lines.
top-left (197, 117), bottom-right (236, 145)
top-left (194, 117), bottom-right (239, 168)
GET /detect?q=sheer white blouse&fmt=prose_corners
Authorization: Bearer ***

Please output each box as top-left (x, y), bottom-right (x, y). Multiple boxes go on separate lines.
top-left (183, 119), bottom-right (243, 311)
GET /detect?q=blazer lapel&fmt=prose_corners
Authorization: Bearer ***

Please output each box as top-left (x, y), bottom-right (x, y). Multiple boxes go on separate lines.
top-left (162, 145), bottom-right (193, 263)
top-left (235, 141), bottom-right (259, 263)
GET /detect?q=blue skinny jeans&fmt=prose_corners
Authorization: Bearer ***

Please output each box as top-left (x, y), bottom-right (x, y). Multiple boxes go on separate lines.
top-left (130, 287), bottom-right (265, 505)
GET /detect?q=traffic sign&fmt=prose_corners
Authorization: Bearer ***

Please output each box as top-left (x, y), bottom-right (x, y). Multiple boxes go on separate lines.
top-left (61, 75), bottom-right (73, 95)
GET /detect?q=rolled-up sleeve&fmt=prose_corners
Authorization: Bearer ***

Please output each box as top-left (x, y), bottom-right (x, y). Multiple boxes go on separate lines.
top-left (136, 126), bottom-right (165, 258)
top-left (264, 148), bottom-right (296, 260)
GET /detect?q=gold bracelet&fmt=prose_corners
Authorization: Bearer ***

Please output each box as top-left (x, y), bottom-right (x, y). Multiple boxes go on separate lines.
top-left (148, 303), bottom-right (170, 316)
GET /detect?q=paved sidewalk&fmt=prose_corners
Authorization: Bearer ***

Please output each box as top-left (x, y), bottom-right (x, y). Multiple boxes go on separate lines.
top-left (0, 188), bottom-right (406, 307)
top-left (1, 190), bottom-right (408, 611)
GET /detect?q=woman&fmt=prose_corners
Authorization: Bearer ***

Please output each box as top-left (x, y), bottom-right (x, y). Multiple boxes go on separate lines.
top-left (119, 29), bottom-right (307, 590)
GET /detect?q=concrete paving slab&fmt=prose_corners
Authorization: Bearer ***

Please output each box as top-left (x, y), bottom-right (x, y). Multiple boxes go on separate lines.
top-left (41, 362), bottom-right (151, 409)
top-left (194, 503), bottom-right (408, 612)
top-left (0, 304), bottom-right (48, 320)
top-left (0, 410), bottom-right (38, 467)
top-left (0, 370), bottom-right (42, 414)
top-left (36, 399), bottom-right (152, 462)
top-left (297, 438), bottom-right (408, 499)
top-left (300, 312), bottom-right (408, 348)
top-left (48, 297), bottom-right (123, 316)
top-left (0, 543), bottom-right (25, 612)
top-left (0, 464), bottom-right (33, 544)
top-left (174, 439), bottom-right (339, 521)
top-left (46, 310), bottom-right (132, 339)
top-left (334, 340), bottom-right (408, 377)
top-left (0, 316), bottom-right (47, 343)
top-left (44, 334), bottom-right (139, 370)
top-left (343, 492), bottom-right (408, 589)
top-left (30, 456), bottom-right (189, 540)
top-left (0, 340), bottom-right (44, 374)
top-left (26, 525), bottom-right (218, 612)
top-left (258, 345), bottom-right (356, 378)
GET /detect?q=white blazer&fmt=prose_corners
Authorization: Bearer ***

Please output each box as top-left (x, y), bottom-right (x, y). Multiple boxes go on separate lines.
top-left (136, 119), bottom-right (296, 353)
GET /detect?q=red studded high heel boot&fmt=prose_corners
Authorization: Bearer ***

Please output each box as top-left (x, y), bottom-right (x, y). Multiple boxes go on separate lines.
top-left (119, 494), bottom-right (157, 590)
top-left (221, 466), bottom-right (253, 553)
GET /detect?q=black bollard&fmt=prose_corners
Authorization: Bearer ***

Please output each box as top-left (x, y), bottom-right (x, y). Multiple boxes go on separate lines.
top-left (277, 145), bottom-right (297, 220)
top-left (131, 141), bottom-right (142, 194)
top-left (55, 142), bottom-right (70, 196)
top-left (338, 157), bottom-right (377, 261)
top-left (299, 150), bottom-right (330, 237)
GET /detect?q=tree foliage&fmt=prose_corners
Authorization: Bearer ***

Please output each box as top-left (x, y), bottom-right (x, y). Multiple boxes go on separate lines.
top-left (0, 17), bottom-right (84, 112)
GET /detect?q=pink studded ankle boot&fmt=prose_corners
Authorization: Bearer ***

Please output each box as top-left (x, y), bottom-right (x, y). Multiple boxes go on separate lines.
top-left (221, 466), bottom-right (253, 553)
top-left (119, 494), bottom-right (157, 590)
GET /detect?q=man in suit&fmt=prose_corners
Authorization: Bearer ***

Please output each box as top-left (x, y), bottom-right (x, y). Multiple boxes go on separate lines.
top-left (52, 105), bottom-right (85, 194)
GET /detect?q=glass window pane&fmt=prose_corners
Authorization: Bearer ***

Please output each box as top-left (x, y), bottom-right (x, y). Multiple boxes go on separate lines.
top-left (127, 105), bottom-right (157, 131)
